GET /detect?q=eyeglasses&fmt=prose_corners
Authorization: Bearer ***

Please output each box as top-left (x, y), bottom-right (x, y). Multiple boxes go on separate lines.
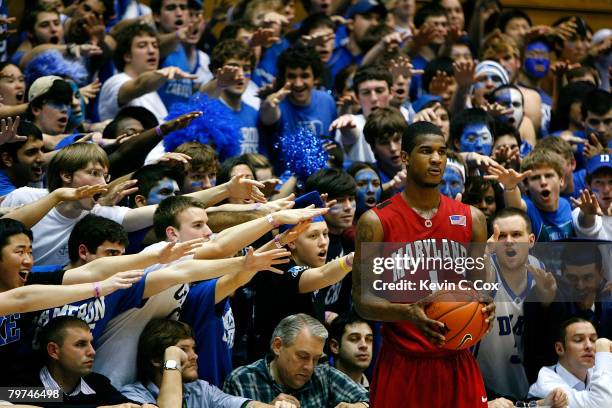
top-left (82, 168), bottom-right (110, 182)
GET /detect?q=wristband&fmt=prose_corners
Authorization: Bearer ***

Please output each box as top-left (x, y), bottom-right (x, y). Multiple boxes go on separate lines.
top-left (339, 257), bottom-right (351, 273)
top-left (93, 282), bottom-right (101, 298)
top-left (254, 202), bottom-right (262, 210)
top-left (155, 126), bottom-right (163, 138)
top-left (266, 213), bottom-right (280, 228)
top-left (273, 234), bottom-right (283, 249)
top-left (504, 185), bottom-right (517, 192)
top-left (345, 254), bottom-right (353, 267)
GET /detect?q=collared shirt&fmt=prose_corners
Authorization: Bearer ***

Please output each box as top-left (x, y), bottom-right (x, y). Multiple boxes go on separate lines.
top-left (223, 358), bottom-right (369, 408)
top-left (39, 366), bottom-right (96, 396)
top-left (528, 352), bottom-right (612, 407)
top-left (121, 379), bottom-right (248, 408)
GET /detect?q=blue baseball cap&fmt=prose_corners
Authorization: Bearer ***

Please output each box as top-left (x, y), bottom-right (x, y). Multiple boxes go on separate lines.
top-left (586, 154), bottom-right (612, 176)
top-left (279, 191), bottom-right (326, 232)
top-left (346, 0), bottom-right (387, 19)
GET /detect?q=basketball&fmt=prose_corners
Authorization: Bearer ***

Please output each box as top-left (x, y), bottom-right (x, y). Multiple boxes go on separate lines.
top-left (424, 289), bottom-right (489, 350)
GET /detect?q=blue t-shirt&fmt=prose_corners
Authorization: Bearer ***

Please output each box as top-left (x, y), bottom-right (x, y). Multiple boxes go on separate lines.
top-left (561, 169), bottom-right (587, 200)
top-left (279, 89), bottom-right (336, 137)
top-left (252, 39), bottom-right (290, 87)
top-left (180, 279), bottom-right (234, 387)
top-left (220, 100), bottom-right (260, 154)
top-left (409, 55), bottom-right (428, 102)
top-left (0, 169), bottom-right (15, 197)
top-left (158, 45), bottom-right (194, 111)
top-left (329, 39), bottom-right (363, 81)
top-left (524, 196), bottom-right (575, 242)
top-left (538, 89), bottom-right (552, 137)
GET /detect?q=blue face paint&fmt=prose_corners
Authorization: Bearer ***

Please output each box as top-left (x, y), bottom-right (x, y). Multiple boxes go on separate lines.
top-left (439, 167), bottom-right (464, 199)
top-left (494, 88), bottom-right (524, 128)
top-left (523, 41), bottom-right (551, 79)
top-left (459, 123), bottom-right (493, 156)
top-left (67, 81), bottom-right (85, 129)
top-left (147, 178), bottom-right (179, 205)
top-left (354, 169), bottom-right (382, 215)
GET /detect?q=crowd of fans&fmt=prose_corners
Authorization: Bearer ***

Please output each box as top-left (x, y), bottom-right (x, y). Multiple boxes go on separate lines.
top-left (0, 0), bottom-right (610, 407)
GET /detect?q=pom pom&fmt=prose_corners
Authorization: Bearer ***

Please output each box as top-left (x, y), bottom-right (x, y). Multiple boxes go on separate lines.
top-left (163, 93), bottom-right (241, 161)
top-left (277, 124), bottom-right (328, 182)
top-left (24, 50), bottom-right (89, 86)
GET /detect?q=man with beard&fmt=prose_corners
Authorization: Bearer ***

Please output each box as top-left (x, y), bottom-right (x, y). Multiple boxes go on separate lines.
top-left (0, 121), bottom-right (44, 197)
top-left (353, 121), bottom-right (493, 407)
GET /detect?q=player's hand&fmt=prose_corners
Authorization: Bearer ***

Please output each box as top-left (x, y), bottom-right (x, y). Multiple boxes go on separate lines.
top-left (543, 387), bottom-right (569, 408)
top-left (487, 397), bottom-right (514, 408)
top-left (405, 301), bottom-right (447, 346)
top-left (272, 393), bottom-right (300, 408)
top-left (528, 264), bottom-right (557, 306)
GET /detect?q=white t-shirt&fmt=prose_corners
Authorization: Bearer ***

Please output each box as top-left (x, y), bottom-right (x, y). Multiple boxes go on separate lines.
top-left (334, 114), bottom-right (373, 163)
top-left (571, 207), bottom-right (612, 282)
top-left (93, 241), bottom-right (193, 388)
top-left (0, 187), bottom-right (129, 266)
top-left (242, 80), bottom-right (261, 111)
top-left (99, 72), bottom-right (168, 124)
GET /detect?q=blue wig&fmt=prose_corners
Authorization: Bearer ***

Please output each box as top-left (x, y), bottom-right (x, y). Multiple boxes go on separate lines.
top-left (24, 50), bottom-right (89, 87)
top-left (163, 93), bottom-right (241, 162)
top-left (277, 124), bottom-right (328, 182)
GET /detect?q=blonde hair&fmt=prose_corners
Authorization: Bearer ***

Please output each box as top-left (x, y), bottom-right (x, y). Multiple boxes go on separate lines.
top-left (245, 0), bottom-right (283, 25)
top-left (520, 149), bottom-right (564, 178)
top-left (481, 29), bottom-right (520, 60)
top-left (47, 143), bottom-right (109, 191)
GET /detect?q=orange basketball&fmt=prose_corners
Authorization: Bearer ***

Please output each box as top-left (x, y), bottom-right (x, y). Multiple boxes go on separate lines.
top-left (424, 289), bottom-right (489, 350)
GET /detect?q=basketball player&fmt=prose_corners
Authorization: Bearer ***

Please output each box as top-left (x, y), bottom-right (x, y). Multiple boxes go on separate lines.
top-left (353, 121), bottom-right (494, 407)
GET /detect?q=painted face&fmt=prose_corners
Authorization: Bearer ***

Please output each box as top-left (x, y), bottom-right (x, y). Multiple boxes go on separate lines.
top-left (459, 123), bottom-right (493, 156)
top-left (35, 101), bottom-right (71, 135)
top-left (438, 166), bottom-right (463, 199)
top-left (354, 169), bottom-right (381, 215)
top-left (182, 165), bottom-right (217, 193)
top-left (494, 88), bottom-right (524, 128)
top-left (473, 72), bottom-right (505, 95)
top-left (67, 81), bottom-right (86, 130)
top-left (523, 41), bottom-right (551, 79)
top-left (147, 177), bottom-right (179, 205)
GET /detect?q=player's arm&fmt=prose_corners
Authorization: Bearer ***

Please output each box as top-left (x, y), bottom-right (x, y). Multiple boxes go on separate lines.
top-left (352, 210), bottom-right (446, 344)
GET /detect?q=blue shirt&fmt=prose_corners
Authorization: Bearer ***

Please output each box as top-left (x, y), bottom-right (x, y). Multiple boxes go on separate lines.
top-left (408, 55), bottom-right (428, 102)
top-left (561, 169), bottom-right (587, 200)
top-left (180, 279), bottom-right (234, 387)
top-left (220, 100), bottom-right (260, 154)
top-left (279, 90), bottom-right (336, 137)
top-left (252, 39), bottom-right (290, 87)
top-left (329, 39), bottom-right (363, 81)
top-left (158, 45), bottom-right (194, 110)
top-left (524, 196), bottom-right (575, 241)
top-left (0, 169), bottom-right (15, 196)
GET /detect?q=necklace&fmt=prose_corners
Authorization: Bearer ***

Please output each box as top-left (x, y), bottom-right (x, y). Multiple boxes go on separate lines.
top-left (412, 206), bottom-right (438, 220)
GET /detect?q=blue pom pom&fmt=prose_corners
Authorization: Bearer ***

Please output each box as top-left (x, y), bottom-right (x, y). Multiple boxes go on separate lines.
top-left (277, 125), bottom-right (328, 182)
top-left (24, 50), bottom-right (89, 86)
top-left (163, 94), bottom-right (241, 161)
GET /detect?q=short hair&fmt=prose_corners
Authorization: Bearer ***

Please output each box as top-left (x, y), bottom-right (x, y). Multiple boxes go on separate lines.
top-left (520, 149), bottom-right (564, 178)
top-left (277, 44), bottom-right (324, 86)
top-left (39, 316), bottom-right (90, 360)
top-left (363, 107), bottom-right (408, 149)
top-left (402, 121), bottom-right (445, 154)
top-left (244, 0), bottom-right (282, 24)
top-left (174, 142), bottom-right (219, 173)
top-left (422, 57), bottom-right (454, 93)
top-left (113, 23), bottom-right (158, 72)
top-left (566, 65), bottom-right (600, 87)
top-left (414, 4), bottom-right (447, 29)
top-left (0, 219), bottom-right (33, 257)
top-left (304, 168), bottom-right (357, 199)
top-left (449, 108), bottom-right (495, 150)
top-left (137, 319), bottom-right (194, 383)
top-left (129, 164), bottom-right (182, 207)
top-left (561, 242), bottom-right (602, 269)
top-left (298, 13), bottom-right (335, 38)
top-left (209, 39), bottom-right (256, 74)
top-left (102, 106), bottom-right (159, 139)
top-left (581, 89), bottom-right (612, 119)
top-left (328, 311), bottom-right (371, 348)
top-left (352, 64), bottom-right (392, 94)
top-left (482, 30), bottom-right (520, 60)
top-left (68, 214), bottom-right (128, 263)
top-left (493, 120), bottom-right (521, 146)
top-left (22, 4), bottom-right (59, 36)
top-left (153, 195), bottom-right (206, 240)
top-left (557, 317), bottom-right (595, 347)
top-left (347, 161), bottom-right (380, 180)
top-left (46, 143), bottom-right (109, 192)
top-left (216, 155), bottom-right (255, 186)
top-left (219, 20), bottom-right (257, 42)
top-left (0, 121), bottom-right (43, 168)
top-left (271, 313), bottom-right (328, 350)
top-left (497, 9), bottom-right (532, 33)
top-left (490, 207), bottom-right (532, 234)
top-left (535, 136), bottom-right (574, 163)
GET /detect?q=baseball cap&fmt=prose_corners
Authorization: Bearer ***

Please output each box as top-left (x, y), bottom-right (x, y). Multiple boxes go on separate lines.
top-left (346, 0), bottom-right (387, 20)
top-left (586, 154), bottom-right (612, 176)
top-left (28, 75), bottom-right (64, 102)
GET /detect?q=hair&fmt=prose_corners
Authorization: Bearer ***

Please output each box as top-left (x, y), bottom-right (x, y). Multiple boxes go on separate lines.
top-left (359, 24), bottom-right (395, 55)
top-left (39, 316), bottom-right (90, 360)
top-left (334, 64), bottom-right (358, 99)
top-left (363, 107), bottom-right (408, 149)
top-left (493, 120), bottom-right (521, 146)
top-left (566, 65), bottom-right (600, 87)
top-left (402, 121), bottom-right (445, 154)
top-left (113, 23), bottom-right (158, 72)
top-left (328, 311), bottom-right (371, 349)
top-left (102, 106), bottom-right (159, 140)
top-left (414, 3), bottom-right (447, 29)
top-left (561, 242), bottom-right (602, 269)
top-left (422, 57), bottom-right (454, 93)
top-left (153, 195), bottom-right (206, 240)
top-left (352, 64), bottom-right (392, 95)
top-left (22, 4), bottom-right (59, 36)
top-left (219, 19), bottom-right (257, 42)
top-left (244, 0), bottom-right (283, 24)
top-left (0, 121), bottom-right (43, 168)
top-left (347, 161), bottom-right (380, 179)
top-left (209, 39), bottom-right (256, 74)
top-left (0, 219), bottom-right (33, 257)
top-left (298, 12), bottom-right (335, 38)
top-left (556, 317), bottom-right (594, 348)
top-left (550, 81), bottom-right (596, 132)
top-left (277, 44), bottom-right (324, 86)
top-left (581, 89), bottom-right (612, 119)
top-left (449, 108), bottom-right (495, 151)
top-left (490, 207), bottom-right (532, 234)
top-left (216, 155), bottom-right (255, 186)
top-left (271, 313), bottom-right (328, 350)
top-left (481, 30), bottom-right (520, 60)
top-left (304, 168), bottom-right (357, 199)
top-left (496, 9), bottom-right (532, 33)
top-left (67, 214), bottom-right (128, 263)
top-left (137, 318), bottom-right (194, 383)
top-left (535, 136), bottom-right (574, 163)
top-left (174, 142), bottom-right (218, 173)
top-left (520, 149), bottom-right (564, 178)
top-left (129, 164), bottom-right (182, 207)
top-left (243, 153), bottom-right (274, 179)
top-left (46, 143), bottom-right (109, 192)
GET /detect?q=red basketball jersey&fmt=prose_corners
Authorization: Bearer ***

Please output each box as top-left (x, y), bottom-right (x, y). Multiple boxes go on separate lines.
top-left (372, 192), bottom-right (473, 357)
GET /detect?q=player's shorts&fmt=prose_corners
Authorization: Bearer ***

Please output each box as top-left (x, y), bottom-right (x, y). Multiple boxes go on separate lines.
top-left (371, 342), bottom-right (488, 408)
